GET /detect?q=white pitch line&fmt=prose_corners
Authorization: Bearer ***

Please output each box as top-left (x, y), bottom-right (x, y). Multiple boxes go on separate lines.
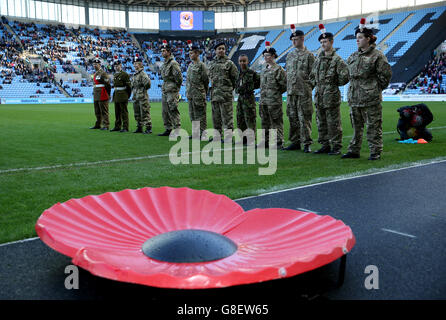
top-left (236, 157), bottom-right (446, 201)
top-left (381, 228), bottom-right (417, 238)
top-left (0, 237), bottom-right (40, 247)
top-left (1, 126), bottom-right (445, 175)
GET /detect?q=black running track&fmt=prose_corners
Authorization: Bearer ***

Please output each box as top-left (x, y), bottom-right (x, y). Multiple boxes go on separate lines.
top-left (1, 161), bottom-right (445, 309)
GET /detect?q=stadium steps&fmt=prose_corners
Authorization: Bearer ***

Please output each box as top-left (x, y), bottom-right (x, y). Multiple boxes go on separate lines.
top-left (3, 23), bottom-right (24, 50)
top-left (390, 7), bottom-right (446, 83)
top-left (228, 34), bottom-right (244, 59)
top-left (377, 13), bottom-right (414, 52)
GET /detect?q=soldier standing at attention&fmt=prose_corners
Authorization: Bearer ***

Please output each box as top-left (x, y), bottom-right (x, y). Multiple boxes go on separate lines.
top-left (258, 42), bottom-right (287, 149)
top-left (342, 18), bottom-right (392, 160)
top-left (111, 56), bottom-right (132, 133)
top-left (131, 54), bottom-right (152, 134)
top-left (285, 24), bottom-right (315, 153)
top-left (208, 41), bottom-right (239, 143)
top-left (91, 57), bottom-right (110, 131)
top-left (236, 54), bottom-right (260, 145)
top-left (310, 24), bottom-right (349, 155)
top-left (158, 40), bottom-right (182, 137)
top-left (186, 40), bottom-right (209, 139)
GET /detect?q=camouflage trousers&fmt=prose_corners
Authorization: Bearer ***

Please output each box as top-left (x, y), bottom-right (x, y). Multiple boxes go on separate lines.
top-left (287, 94), bottom-right (313, 146)
top-left (211, 101), bottom-right (234, 139)
top-left (259, 103), bottom-right (283, 145)
top-left (188, 96), bottom-right (207, 136)
top-left (236, 95), bottom-right (257, 133)
top-left (347, 104), bottom-right (383, 156)
top-left (114, 101), bottom-right (129, 130)
top-left (315, 104), bottom-right (342, 151)
top-left (162, 92), bottom-right (181, 130)
top-left (133, 99), bottom-right (151, 129)
top-left (93, 100), bottom-right (109, 128)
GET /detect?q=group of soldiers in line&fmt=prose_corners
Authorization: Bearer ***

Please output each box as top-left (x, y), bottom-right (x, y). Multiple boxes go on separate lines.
top-left (91, 17), bottom-right (392, 161)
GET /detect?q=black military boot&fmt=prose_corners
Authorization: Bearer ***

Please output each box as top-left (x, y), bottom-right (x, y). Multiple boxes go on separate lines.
top-left (284, 143), bottom-right (301, 151)
top-left (120, 128), bottom-right (129, 133)
top-left (144, 127), bottom-right (152, 134)
top-left (303, 145), bottom-right (311, 153)
top-left (110, 127), bottom-right (121, 132)
top-left (313, 145), bottom-right (331, 154)
top-left (157, 129), bottom-right (171, 136)
top-left (368, 154), bottom-right (381, 160)
top-left (341, 152), bottom-right (360, 159)
top-left (89, 125), bottom-right (100, 129)
top-left (133, 126), bottom-right (143, 133)
top-left (328, 149), bottom-right (341, 155)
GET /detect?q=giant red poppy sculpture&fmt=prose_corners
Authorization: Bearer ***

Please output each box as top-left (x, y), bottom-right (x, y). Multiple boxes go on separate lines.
top-left (36, 187), bottom-right (355, 289)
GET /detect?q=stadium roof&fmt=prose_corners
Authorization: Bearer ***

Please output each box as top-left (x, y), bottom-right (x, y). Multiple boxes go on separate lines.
top-left (112, 0), bottom-right (281, 8)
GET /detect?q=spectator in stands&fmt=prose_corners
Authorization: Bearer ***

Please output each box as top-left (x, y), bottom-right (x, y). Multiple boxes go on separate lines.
top-left (342, 18), bottom-right (392, 161)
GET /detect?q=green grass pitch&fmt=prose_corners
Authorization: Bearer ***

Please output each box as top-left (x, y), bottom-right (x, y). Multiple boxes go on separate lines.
top-left (0, 101), bottom-right (445, 244)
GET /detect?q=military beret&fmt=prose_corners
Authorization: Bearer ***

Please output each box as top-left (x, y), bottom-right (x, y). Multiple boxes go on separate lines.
top-left (262, 42), bottom-right (278, 58)
top-left (213, 41), bottom-right (226, 50)
top-left (289, 24), bottom-right (304, 40)
top-left (355, 18), bottom-right (374, 37)
top-left (133, 54), bottom-right (143, 63)
top-left (318, 24), bottom-right (334, 41)
top-left (113, 56), bottom-right (121, 65)
top-left (160, 40), bottom-right (172, 52)
top-left (187, 40), bottom-right (202, 53)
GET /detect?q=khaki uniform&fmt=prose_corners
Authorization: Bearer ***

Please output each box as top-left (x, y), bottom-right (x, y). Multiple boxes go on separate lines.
top-left (92, 69), bottom-right (110, 128)
top-left (113, 70), bottom-right (131, 130)
top-left (310, 50), bottom-right (349, 152)
top-left (236, 68), bottom-right (260, 133)
top-left (208, 55), bottom-right (239, 139)
top-left (346, 44), bottom-right (392, 156)
top-left (259, 63), bottom-right (287, 145)
top-left (161, 56), bottom-right (182, 130)
top-left (186, 60), bottom-right (209, 136)
top-left (131, 68), bottom-right (151, 130)
top-left (286, 47), bottom-right (315, 147)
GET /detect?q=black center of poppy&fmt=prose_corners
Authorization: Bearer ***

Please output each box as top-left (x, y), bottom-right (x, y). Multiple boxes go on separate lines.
top-left (142, 229), bottom-right (237, 263)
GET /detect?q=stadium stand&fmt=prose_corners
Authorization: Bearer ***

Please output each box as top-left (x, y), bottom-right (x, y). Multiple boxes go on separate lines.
top-left (1, 4), bottom-right (445, 102)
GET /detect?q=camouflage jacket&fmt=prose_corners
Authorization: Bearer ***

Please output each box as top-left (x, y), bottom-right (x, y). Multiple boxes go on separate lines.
top-left (347, 44), bottom-right (392, 107)
top-left (186, 60), bottom-right (209, 100)
top-left (286, 46), bottom-right (315, 96)
top-left (208, 55), bottom-right (239, 103)
top-left (236, 68), bottom-right (260, 98)
top-left (131, 68), bottom-right (150, 101)
top-left (260, 63), bottom-right (287, 105)
top-left (93, 69), bottom-right (110, 101)
top-left (113, 70), bottom-right (131, 103)
top-left (310, 50), bottom-right (349, 108)
top-left (160, 56), bottom-right (182, 94)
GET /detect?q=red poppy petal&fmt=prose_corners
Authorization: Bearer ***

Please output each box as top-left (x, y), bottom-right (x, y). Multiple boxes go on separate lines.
top-left (36, 187), bottom-right (245, 258)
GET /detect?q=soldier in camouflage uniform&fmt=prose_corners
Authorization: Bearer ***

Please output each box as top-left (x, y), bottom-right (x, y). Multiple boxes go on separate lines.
top-left (111, 58), bottom-right (132, 133)
top-left (208, 42), bottom-right (239, 142)
top-left (236, 54), bottom-right (260, 145)
top-left (186, 42), bottom-right (209, 139)
top-left (285, 25), bottom-right (315, 153)
top-left (342, 18), bottom-right (392, 160)
top-left (258, 44), bottom-right (287, 149)
top-left (310, 24), bottom-right (349, 155)
top-left (91, 57), bottom-right (110, 130)
top-left (131, 55), bottom-right (152, 134)
top-left (159, 41), bottom-right (182, 136)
